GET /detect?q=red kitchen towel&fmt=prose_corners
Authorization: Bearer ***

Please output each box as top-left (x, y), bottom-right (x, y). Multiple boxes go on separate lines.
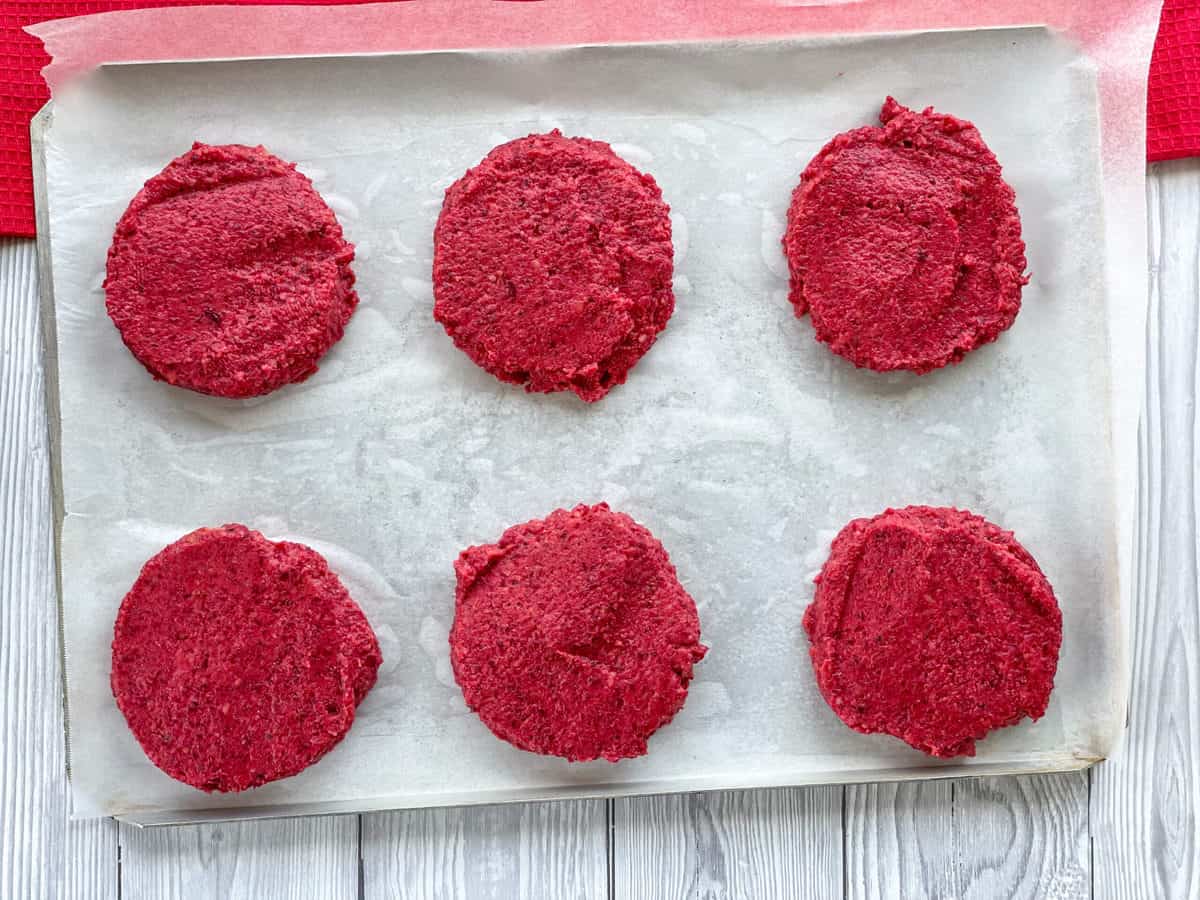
top-left (0, 0), bottom-right (1185, 236)
top-left (1148, 0), bottom-right (1200, 161)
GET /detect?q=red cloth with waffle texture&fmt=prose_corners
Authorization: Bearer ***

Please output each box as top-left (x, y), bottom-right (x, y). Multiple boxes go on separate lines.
top-left (1148, 0), bottom-right (1200, 162)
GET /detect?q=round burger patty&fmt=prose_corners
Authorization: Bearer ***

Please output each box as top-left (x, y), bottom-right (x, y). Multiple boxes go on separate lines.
top-left (782, 99), bottom-right (1028, 373)
top-left (803, 505), bottom-right (1061, 757)
top-left (449, 503), bottom-right (706, 761)
top-left (111, 524), bottom-right (381, 792)
top-left (433, 131), bottom-right (675, 402)
top-left (105, 142), bottom-right (358, 398)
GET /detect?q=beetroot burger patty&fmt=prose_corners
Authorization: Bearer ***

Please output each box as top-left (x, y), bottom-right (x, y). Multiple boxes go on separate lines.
top-left (449, 503), bottom-right (706, 761)
top-left (433, 131), bottom-right (675, 402)
top-left (803, 506), bottom-right (1061, 758)
top-left (782, 99), bottom-right (1028, 373)
top-left (105, 142), bottom-right (358, 398)
top-left (111, 525), bottom-right (381, 792)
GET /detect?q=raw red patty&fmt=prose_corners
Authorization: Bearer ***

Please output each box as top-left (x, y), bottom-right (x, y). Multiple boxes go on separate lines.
top-left (433, 131), bottom-right (675, 402)
top-left (782, 99), bottom-right (1028, 374)
top-left (105, 143), bottom-right (358, 398)
top-left (803, 506), bottom-right (1061, 758)
top-left (449, 503), bottom-right (706, 761)
top-left (111, 524), bottom-right (381, 792)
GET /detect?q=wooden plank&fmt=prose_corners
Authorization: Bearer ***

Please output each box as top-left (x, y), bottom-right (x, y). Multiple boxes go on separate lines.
top-left (845, 781), bottom-right (956, 899)
top-left (612, 788), bottom-right (843, 900)
top-left (845, 775), bottom-right (1089, 899)
top-left (64, 820), bottom-right (120, 900)
top-left (952, 775), bottom-right (1089, 898)
top-left (361, 800), bottom-right (607, 900)
top-left (1091, 160), bottom-right (1200, 899)
top-left (119, 817), bottom-right (359, 900)
top-left (0, 236), bottom-right (119, 900)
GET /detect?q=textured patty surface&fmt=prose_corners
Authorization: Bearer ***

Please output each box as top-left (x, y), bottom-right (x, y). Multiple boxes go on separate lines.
top-left (433, 131), bottom-right (674, 402)
top-left (803, 506), bottom-right (1061, 758)
top-left (105, 142), bottom-right (358, 398)
top-left (783, 99), bottom-right (1028, 373)
top-left (111, 524), bottom-right (381, 792)
top-left (450, 503), bottom-right (706, 761)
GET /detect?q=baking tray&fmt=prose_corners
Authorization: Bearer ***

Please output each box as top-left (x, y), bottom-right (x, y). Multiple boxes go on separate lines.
top-left (32, 27), bottom-right (1127, 826)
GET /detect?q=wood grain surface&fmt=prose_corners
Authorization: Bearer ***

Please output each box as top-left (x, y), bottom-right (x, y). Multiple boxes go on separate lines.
top-left (1, 161), bottom-right (1197, 898)
top-left (362, 801), bottom-right (606, 899)
top-left (612, 788), bottom-right (842, 900)
top-left (843, 773), bottom-right (1092, 898)
top-left (119, 817), bottom-right (358, 900)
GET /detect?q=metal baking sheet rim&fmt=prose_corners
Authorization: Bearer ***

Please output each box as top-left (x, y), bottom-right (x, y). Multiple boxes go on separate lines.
top-left (27, 37), bottom-right (1129, 826)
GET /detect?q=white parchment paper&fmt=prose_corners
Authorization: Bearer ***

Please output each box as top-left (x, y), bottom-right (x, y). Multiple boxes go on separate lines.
top-left (40, 28), bottom-right (1123, 821)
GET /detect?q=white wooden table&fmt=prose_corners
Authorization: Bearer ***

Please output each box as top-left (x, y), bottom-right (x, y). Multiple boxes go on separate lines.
top-left (2, 160), bottom-right (1197, 900)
